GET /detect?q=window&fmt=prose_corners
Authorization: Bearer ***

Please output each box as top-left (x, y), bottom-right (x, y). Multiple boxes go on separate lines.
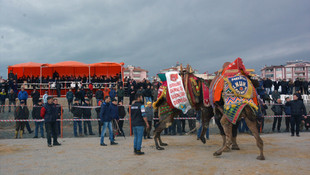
top-left (276, 68), bottom-right (282, 71)
top-left (295, 67), bottom-right (305, 71)
top-left (286, 68), bottom-right (292, 73)
top-left (286, 73), bottom-right (292, 78)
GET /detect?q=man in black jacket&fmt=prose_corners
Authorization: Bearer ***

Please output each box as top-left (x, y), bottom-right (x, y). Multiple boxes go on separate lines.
top-left (8, 89), bottom-right (17, 112)
top-left (41, 96), bottom-right (61, 147)
top-left (271, 99), bottom-right (284, 132)
top-left (71, 98), bottom-right (83, 137)
top-left (33, 100), bottom-right (44, 138)
top-left (95, 89), bottom-right (104, 104)
top-left (285, 93), bottom-right (307, 136)
top-left (83, 99), bottom-right (94, 135)
top-left (130, 94), bottom-right (149, 155)
top-left (31, 88), bottom-right (40, 105)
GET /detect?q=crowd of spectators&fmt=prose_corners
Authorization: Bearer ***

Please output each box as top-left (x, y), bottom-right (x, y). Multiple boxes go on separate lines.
top-left (1, 74), bottom-right (310, 139)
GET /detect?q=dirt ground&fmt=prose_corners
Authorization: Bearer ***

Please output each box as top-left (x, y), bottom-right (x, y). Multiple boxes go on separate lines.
top-left (1, 132), bottom-right (309, 175)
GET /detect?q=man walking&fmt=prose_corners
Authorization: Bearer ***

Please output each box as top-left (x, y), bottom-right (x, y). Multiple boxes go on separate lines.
top-left (41, 96), bottom-right (61, 147)
top-left (131, 94), bottom-right (149, 155)
top-left (99, 96), bottom-right (118, 146)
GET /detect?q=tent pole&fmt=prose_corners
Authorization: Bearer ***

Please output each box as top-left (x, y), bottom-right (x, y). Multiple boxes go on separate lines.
top-left (40, 66), bottom-right (42, 95)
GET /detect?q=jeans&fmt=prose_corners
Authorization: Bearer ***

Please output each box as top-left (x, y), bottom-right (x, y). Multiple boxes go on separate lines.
top-left (84, 121), bottom-right (93, 134)
top-left (25, 121), bottom-right (32, 133)
top-left (73, 120), bottom-right (82, 136)
top-left (100, 121), bottom-right (114, 144)
top-left (145, 97), bottom-right (152, 103)
top-left (133, 126), bottom-right (144, 150)
top-left (238, 118), bottom-right (249, 133)
top-left (197, 120), bottom-right (209, 139)
top-left (34, 121), bottom-right (44, 137)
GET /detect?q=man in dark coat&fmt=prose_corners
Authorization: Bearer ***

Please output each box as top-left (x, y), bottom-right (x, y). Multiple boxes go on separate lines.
top-left (71, 98), bottom-right (83, 137)
top-left (14, 100), bottom-right (29, 139)
top-left (31, 88), bottom-right (40, 105)
top-left (285, 93), bottom-right (307, 137)
top-left (83, 99), bottom-right (94, 135)
top-left (40, 96), bottom-right (61, 147)
top-left (271, 98), bottom-right (284, 132)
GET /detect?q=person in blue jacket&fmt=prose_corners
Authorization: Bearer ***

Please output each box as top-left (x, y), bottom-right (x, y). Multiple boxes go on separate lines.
top-left (99, 96), bottom-right (118, 146)
top-left (18, 87), bottom-right (28, 105)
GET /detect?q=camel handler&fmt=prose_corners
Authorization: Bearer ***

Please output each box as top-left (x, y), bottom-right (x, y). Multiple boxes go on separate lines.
top-left (40, 96), bottom-right (61, 147)
top-left (14, 100), bottom-right (29, 139)
top-left (131, 93), bottom-right (149, 155)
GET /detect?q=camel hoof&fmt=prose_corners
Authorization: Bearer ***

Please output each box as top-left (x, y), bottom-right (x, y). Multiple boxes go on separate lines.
top-left (231, 145), bottom-right (240, 150)
top-left (256, 155), bottom-right (265, 160)
top-left (160, 143), bottom-right (168, 146)
top-left (200, 137), bottom-right (206, 144)
top-left (223, 147), bottom-right (231, 152)
top-left (213, 151), bottom-right (222, 156)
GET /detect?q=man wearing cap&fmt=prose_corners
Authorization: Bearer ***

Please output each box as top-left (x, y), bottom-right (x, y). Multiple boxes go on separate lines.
top-left (71, 98), bottom-right (83, 137)
top-left (83, 98), bottom-right (95, 135)
top-left (99, 96), bottom-right (118, 146)
top-left (33, 99), bottom-right (44, 138)
top-left (14, 100), bottom-right (29, 139)
top-left (131, 93), bottom-right (149, 155)
top-left (41, 96), bottom-right (61, 147)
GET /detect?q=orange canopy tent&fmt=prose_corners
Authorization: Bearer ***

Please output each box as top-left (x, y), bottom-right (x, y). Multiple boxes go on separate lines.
top-left (8, 62), bottom-right (45, 78)
top-left (8, 61), bottom-right (124, 79)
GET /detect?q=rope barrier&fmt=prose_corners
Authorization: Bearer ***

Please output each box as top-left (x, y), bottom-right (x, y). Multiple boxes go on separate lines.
top-left (1, 115), bottom-right (308, 122)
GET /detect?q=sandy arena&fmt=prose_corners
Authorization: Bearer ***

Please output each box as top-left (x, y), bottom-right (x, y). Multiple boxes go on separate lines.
top-left (1, 132), bottom-right (310, 175)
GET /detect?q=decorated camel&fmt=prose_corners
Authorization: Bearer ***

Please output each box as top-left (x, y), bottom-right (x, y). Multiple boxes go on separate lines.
top-left (152, 65), bottom-right (214, 150)
top-left (210, 58), bottom-right (265, 160)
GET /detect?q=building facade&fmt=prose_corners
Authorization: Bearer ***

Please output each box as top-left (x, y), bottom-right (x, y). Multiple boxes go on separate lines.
top-left (261, 60), bottom-right (310, 81)
top-left (124, 65), bottom-right (148, 82)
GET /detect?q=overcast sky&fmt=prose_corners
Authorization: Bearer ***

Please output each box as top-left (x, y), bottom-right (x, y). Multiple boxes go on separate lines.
top-left (1, 0), bottom-right (310, 78)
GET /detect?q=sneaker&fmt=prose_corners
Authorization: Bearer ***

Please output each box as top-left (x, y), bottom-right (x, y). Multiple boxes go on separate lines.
top-left (41, 136), bottom-right (45, 138)
top-left (110, 141), bottom-right (118, 145)
top-left (48, 144), bottom-right (53, 147)
top-left (33, 136), bottom-right (38, 138)
top-left (147, 136), bottom-right (152, 139)
top-left (135, 150), bottom-right (145, 155)
top-left (100, 143), bottom-right (107, 146)
top-left (296, 134), bottom-right (300, 137)
top-left (53, 142), bottom-right (61, 146)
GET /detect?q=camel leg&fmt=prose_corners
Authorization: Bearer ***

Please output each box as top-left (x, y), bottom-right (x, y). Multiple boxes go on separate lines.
top-left (231, 123), bottom-right (240, 150)
top-left (199, 107), bottom-right (213, 144)
top-left (153, 115), bottom-right (174, 150)
top-left (214, 113), bottom-right (230, 152)
top-left (244, 117), bottom-right (265, 160)
top-left (214, 116), bottom-right (232, 156)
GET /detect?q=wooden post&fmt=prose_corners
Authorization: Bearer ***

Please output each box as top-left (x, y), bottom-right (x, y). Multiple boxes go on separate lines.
top-left (129, 105), bottom-right (132, 136)
top-left (61, 106), bottom-right (63, 138)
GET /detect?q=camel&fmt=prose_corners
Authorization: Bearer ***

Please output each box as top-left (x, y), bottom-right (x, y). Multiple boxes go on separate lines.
top-left (152, 65), bottom-right (215, 150)
top-left (210, 58), bottom-right (265, 160)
